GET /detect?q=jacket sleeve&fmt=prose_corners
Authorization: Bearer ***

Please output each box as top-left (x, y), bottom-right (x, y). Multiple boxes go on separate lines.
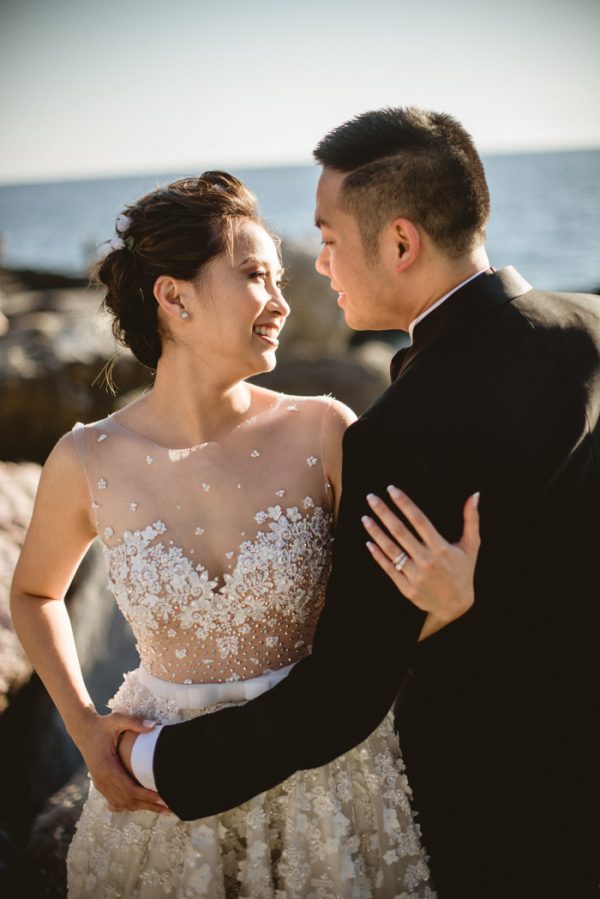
top-left (153, 418), bottom-right (461, 820)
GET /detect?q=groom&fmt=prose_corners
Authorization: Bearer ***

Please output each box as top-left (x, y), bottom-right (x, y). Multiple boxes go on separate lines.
top-left (122, 108), bottom-right (599, 897)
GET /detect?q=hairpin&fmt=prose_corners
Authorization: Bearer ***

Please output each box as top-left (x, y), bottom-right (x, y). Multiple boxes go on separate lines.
top-left (110, 214), bottom-right (135, 251)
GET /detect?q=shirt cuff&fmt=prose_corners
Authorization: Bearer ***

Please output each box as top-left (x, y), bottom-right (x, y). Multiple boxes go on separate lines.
top-left (130, 725), bottom-right (164, 790)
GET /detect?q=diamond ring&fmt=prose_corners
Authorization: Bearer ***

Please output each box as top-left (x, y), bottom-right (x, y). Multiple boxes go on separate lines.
top-left (393, 551), bottom-right (409, 572)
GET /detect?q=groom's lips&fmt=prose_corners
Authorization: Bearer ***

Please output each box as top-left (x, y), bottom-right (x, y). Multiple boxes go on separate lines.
top-left (331, 283), bottom-right (345, 306)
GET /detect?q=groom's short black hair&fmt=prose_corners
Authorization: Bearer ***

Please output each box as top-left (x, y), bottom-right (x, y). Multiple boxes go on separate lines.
top-left (314, 107), bottom-right (490, 257)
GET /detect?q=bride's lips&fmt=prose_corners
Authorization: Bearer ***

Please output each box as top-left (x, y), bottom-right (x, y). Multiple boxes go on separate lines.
top-left (253, 323), bottom-right (281, 347)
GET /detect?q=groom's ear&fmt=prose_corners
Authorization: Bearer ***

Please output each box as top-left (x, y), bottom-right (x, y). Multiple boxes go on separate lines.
top-left (379, 218), bottom-right (420, 275)
top-left (390, 218), bottom-right (420, 273)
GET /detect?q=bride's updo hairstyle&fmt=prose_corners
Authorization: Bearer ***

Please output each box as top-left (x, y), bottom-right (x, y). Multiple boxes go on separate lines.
top-left (95, 172), bottom-right (261, 370)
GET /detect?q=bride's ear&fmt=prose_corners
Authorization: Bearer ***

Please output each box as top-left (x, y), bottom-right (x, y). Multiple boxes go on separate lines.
top-left (154, 275), bottom-right (190, 322)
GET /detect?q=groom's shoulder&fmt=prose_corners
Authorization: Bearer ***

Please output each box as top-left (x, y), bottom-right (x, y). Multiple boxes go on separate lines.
top-left (514, 285), bottom-right (600, 325)
top-left (350, 285), bottom-right (600, 428)
top-left (512, 286), bottom-right (600, 361)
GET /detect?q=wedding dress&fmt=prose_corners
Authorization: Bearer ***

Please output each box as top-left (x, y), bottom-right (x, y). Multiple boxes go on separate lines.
top-left (66, 393), bottom-right (435, 899)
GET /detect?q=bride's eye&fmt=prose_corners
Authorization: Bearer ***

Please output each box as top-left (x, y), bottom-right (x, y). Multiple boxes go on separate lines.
top-left (276, 276), bottom-right (289, 291)
top-left (249, 270), bottom-right (267, 280)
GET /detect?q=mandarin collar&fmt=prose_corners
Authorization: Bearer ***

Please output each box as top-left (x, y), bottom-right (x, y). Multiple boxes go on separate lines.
top-left (390, 267), bottom-right (532, 382)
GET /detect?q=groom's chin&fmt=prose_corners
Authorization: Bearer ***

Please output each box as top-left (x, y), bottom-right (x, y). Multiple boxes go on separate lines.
top-left (341, 309), bottom-right (361, 330)
top-left (344, 311), bottom-right (372, 331)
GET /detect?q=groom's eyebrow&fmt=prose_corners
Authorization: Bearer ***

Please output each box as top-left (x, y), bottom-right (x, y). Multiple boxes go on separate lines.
top-left (314, 216), bottom-right (329, 228)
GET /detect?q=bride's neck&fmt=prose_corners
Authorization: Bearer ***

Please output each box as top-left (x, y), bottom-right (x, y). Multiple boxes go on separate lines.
top-left (140, 357), bottom-right (253, 446)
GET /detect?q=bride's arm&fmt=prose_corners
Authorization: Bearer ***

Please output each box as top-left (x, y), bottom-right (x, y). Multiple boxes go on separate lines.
top-left (323, 400), bottom-right (480, 638)
top-left (10, 434), bottom-right (168, 815)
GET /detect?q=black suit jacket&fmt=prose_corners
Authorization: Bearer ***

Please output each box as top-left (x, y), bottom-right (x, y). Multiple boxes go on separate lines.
top-left (154, 268), bottom-right (600, 898)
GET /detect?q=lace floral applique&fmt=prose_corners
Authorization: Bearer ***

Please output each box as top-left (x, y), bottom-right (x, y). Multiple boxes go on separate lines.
top-left (102, 506), bottom-right (333, 680)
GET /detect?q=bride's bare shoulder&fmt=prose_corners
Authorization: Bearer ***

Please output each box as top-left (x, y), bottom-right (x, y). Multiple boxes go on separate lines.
top-left (247, 386), bottom-right (357, 449)
top-left (285, 393), bottom-right (356, 424)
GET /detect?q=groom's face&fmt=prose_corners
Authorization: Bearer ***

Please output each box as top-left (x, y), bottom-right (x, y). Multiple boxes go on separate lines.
top-left (314, 168), bottom-right (402, 330)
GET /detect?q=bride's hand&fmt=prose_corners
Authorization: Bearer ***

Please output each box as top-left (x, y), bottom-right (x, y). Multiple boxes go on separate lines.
top-left (362, 486), bottom-right (480, 636)
top-left (72, 711), bottom-right (170, 815)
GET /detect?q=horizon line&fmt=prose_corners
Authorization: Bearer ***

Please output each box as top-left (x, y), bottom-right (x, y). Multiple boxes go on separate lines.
top-left (1, 144), bottom-right (599, 189)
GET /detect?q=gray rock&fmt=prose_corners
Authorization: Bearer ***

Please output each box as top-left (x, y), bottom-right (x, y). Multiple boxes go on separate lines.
top-left (279, 242), bottom-right (351, 358)
top-left (0, 459), bottom-right (137, 894)
top-left (25, 768), bottom-right (90, 899)
top-left (254, 341), bottom-right (396, 416)
top-left (0, 285), bottom-right (150, 464)
top-left (0, 462), bottom-right (40, 712)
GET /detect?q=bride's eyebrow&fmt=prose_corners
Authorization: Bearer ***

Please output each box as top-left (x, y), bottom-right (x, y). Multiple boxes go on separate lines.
top-left (238, 255), bottom-right (266, 268)
top-left (238, 256), bottom-right (284, 277)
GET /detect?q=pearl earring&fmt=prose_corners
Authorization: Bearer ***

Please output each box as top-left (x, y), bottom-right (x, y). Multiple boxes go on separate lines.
top-left (180, 310), bottom-right (190, 320)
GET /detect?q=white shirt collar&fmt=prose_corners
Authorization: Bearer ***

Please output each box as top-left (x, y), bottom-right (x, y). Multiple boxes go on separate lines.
top-left (408, 270), bottom-right (488, 340)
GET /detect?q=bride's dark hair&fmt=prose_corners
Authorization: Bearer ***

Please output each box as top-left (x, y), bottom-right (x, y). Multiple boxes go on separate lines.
top-left (94, 171), bottom-right (261, 371)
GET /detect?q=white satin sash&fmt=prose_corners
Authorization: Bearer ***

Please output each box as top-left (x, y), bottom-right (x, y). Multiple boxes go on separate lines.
top-left (137, 661), bottom-right (297, 709)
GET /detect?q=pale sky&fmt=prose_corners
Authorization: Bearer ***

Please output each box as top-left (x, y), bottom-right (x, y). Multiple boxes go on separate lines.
top-left (1, 0), bottom-right (599, 183)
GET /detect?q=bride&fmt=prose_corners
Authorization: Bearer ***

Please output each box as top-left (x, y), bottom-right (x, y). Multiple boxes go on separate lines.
top-left (11, 172), bottom-right (479, 898)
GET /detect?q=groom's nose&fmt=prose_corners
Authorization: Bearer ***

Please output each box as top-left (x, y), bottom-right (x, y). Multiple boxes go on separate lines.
top-left (315, 245), bottom-right (330, 278)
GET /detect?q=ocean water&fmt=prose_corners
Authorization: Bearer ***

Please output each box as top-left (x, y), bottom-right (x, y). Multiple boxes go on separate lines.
top-left (0, 150), bottom-right (599, 292)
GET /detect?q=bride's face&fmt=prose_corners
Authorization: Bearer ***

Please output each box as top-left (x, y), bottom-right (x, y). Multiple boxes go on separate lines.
top-left (185, 220), bottom-right (289, 379)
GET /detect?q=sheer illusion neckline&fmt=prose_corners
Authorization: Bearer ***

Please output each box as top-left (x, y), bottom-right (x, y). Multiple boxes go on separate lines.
top-left (72, 394), bottom-right (336, 685)
top-left (108, 391), bottom-right (285, 452)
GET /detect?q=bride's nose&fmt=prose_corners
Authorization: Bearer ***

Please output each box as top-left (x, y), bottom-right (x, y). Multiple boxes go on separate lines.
top-left (267, 292), bottom-right (290, 318)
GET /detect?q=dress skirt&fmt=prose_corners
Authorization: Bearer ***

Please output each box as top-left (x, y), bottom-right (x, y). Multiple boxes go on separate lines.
top-left (67, 666), bottom-right (435, 899)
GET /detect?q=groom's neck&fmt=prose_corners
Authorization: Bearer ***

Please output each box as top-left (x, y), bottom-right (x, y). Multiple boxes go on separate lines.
top-left (402, 244), bottom-right (490, 328)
